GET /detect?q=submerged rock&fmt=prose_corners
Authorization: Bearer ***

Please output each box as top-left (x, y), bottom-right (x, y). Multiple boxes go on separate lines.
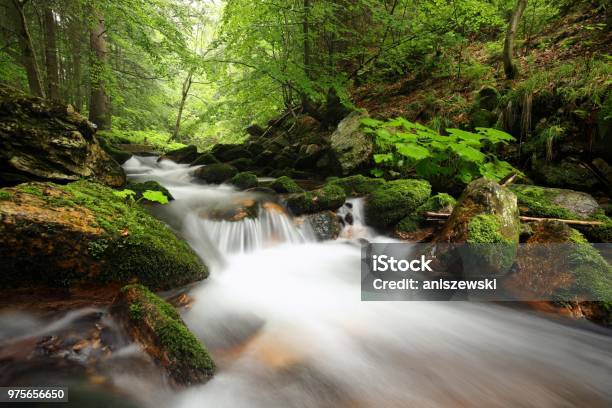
top-left (0, 85), bottom-right (125, 187)
top-left (158, 145), bottom-right (198, 164)
top-left (0, 180), bottom-right (207, 290)
top-left (364, 179), bottom-right (431, 229)
top-left (330, 111), bottom-right (374, 175)
top-left (194, 163), bottom-right (238, 184)
top-left (111, 284), bottom-right (215, 386)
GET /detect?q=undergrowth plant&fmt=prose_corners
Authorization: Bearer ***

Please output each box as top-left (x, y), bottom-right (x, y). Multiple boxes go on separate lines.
top-left (113, 189), bottom-right (169, 205)
top-left (362, 117), bottom-right (517, 189)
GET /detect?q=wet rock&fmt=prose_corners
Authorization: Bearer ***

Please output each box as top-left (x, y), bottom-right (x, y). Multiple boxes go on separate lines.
top-left (111, 284), bottom-right (215, 386)
top-left (98, 136), bottom-right (132, 165)
top-left (194, 163), bottom-right (238, 184)
top-left (202, 198), bottom-right (261, 222)
top-left (299, 211), bottom-right (341, 241)
top-left (330, 110), bottom-right (374, 175)
top-left (158, 145), bottom-right (199, 164)
top-left (364, 179), bottom-right (431, 229)
top-left (328, 175), bottom-right (386, 197)
top-left (190, 152), bottom-right (219, 166)
top-left (230, 172), bottom-right (259, 190)
top-left (126, 180), bottom-right (173, 202)
top-left (0, 180), bottom-right (207, 290)
top-left (0, 85), bottom-right (125, 187)
top-left (271, 176), bottom-right (303, 194)
top-left (286, 183), bottom-right (346, 215)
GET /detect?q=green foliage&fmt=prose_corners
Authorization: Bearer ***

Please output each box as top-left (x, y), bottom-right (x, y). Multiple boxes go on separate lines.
top-left (362, 117), bottom-right (517, 188)
top-left (99, 130), bottom-right (185, 152)
top-left (113, 189), bottom-right (137, 200)
top-left (0, 191), bottom-right (12, 201)
top-left (142, 190), bottom-right (169, 205)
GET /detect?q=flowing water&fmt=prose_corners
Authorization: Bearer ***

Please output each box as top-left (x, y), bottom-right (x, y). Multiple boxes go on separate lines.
top-left (1, 156), bottom-right (611, 407)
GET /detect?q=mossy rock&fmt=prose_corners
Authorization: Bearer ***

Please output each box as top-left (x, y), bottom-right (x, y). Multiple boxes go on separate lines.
top-left (111, 284), bottom-right (215, 386)
top-left (531, 158), bottom-right (599, 191)
top-left (512, 221), bottom-right (612, 306)
top-left (510, 184), bottom-right (611, 243)
top-left (158, 145), bottom-right (199, 164)
top-left (328, 175), bottom-right (386, 197)
top-left (190, 153), bottom-right (219, 166)
top-left (286, 183), bottom-right (346, 215)
top-left (364, 179), bottom-right (431, 229)
top-left (98, 136), bottom-right (133, 165)
top-left (475, 86), bottom-right (500, 111)
top-left (230, 172), bottom-right (258, 190)
top-left (193, 163), bottom-right (238, 184)
top-left (396, 193), bottom-right (456, 233)
top-left (229, 157), bottom-right (254, 171)
top-left (126, 180), bottom-right (173, 202)
top-left (0, 180), bottom-right (207, 289)
top-left (271, 176), bottom-right (303, 194)
top-left (469, 108), bottom-right (498, 128)
top-left (435, 178), bottom-right (520, 276)
top-left (211, 144), bottom-right (252, 162)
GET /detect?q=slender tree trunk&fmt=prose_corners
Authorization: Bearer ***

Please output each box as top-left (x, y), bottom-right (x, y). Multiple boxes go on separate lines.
top-left (171, 70), bottom-right (193, 141)
top-left (69, 16), bottom-right (83, 111)
top-left (503, 0), bottom-right (528, 79)
top-left (89, 12), bottom-right (111, 130)
top-left (303, 0), bottom-right (311, 79)
top-left (43, 5), bottom-right (60, 100)
top-left (10, 0), bottom-right (45, 97)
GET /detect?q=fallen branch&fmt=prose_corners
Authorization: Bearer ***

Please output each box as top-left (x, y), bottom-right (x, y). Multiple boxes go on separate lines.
top-left (500, 173), bottom-right (518, 186)
top-left (424, 212), bottom-right (605, 226)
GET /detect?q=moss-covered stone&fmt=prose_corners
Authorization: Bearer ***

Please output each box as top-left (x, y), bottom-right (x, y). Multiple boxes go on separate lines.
top-left (126, 180), bottom-right (173, 202)
top-left (364, 179), bottom-right (431, 229)
top-left (190, 153), bottom-right (219, 166)
top-left (328, 175), bottom-right (386, 197)
top-left (286, 183), bottom-right (346, 215)
top-left (330, 110), bottom-right (374, 175)
top-left (531, 158), bottom-right (599, 191)
top-left (396, 193), bottom-right (456, 233)
top-left (271, 176), bottom-right (303, 193)
top-left (98, 136), bottom-right (133, 164)
top-left (229, 157), bottom-right (254, 171)
top-left (230, 172), bottom-right (258, 190)
top-left (158, 145), bottom-right (199, 164)
top-left (0, 180), bottom-right (207, 289)
top-left (510, 184), bottom-right (611, 242)
top-left (111, 284), bottom-right (215, 386)
top-left (194, 163), bottom-right (238, 184)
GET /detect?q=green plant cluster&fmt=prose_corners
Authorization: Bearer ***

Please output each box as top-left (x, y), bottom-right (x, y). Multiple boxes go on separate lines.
top-left (362, 117), bottom-right (517, 189)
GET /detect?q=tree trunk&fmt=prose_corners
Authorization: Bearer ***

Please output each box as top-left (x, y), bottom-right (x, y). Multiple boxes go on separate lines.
top-left (171, 70), bottom-right (193, 141)
top-left (89, 12), bottom-right (111, 130)
top-left (69, 16), bottom-right (83, 111)
top-left (303, 0), bottom-right (311, 79)
top-left (10, 0), bottom-right (45, 97)
top-left (43, 4), bottom-right (60, 100)
top-left (503, 0), bottom-right (528, 79)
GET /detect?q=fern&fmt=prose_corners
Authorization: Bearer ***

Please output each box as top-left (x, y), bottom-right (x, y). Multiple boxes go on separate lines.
top-left (362, 118), bottom-right (518, 188)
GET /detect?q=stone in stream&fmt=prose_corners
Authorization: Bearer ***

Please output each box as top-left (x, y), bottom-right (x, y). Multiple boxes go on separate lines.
top-left (0, 85), bottom-right (125, 187)
top-left (157, 145), bottom-right (199, 164)
top-left (0, 180), bottom-right (208, 291)
top-left (193, 163), bottom-right (238, 184)
top-left (230, 172), bottom-right (259, 190)
top-left (364, 179), bottom-right (431, 229)
top-left (285, 183), bottom-right (346, 215)
top-left (271, 176), bottom-right (304, 194)
top-left (295, 211), bottom-right (342, 241)
top-left (111, 284), bottom-right (215, 386)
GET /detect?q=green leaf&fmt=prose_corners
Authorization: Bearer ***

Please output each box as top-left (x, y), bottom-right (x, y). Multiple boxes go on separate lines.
top-left (396, 143), bottom-right (431, 160)
top-left (113, 189), bottom-right (136, 199)
top-left (475, 128), bottom-right (515, 143)
top-left (142, 190), bottom-right (169, 204)
top-left (448, 143), bottom-right (486, 162)
top-left (374, 153), bottom-right (394, 163)
top-left (370, 168), bottom-right (384, 177)
top-left (360, 118), bottom-right (384, 128)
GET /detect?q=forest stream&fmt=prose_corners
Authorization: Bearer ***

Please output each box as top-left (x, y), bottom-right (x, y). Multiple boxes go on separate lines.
top-left (3, 156), bottom-right (610, 407)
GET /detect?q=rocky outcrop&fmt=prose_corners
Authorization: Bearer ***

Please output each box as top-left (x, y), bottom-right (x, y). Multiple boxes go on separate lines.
top-left (0, 180), bottom-right (207, 290)
top-left (0, 85), bottom-right (125, 187)
top-left (111, 284), bottom-right (215, 386)
top-left (330, 110), bottom-right (374, 175)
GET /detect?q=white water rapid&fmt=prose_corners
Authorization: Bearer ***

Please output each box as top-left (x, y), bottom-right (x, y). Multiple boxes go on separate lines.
top-left (123, 156), bottom-right (612, 407)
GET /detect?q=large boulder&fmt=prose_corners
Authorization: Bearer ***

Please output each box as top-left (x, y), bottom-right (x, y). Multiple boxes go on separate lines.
top-left (0, 180), bottom-right (207, 290)
top-left (111, 284), bottom-right (215, 386)
top-left (435, 178), bottom-right (520, 276)
top-left (330, 110), bottom-right (374, 175)
top-left (0, 85), bottom-right (125, 187)
top-left (364, 179), bottom-right (431, 229)
top-left (158, 145), bottom-right (199, 164)
top-left (286, 183), bottom-right (346, 215)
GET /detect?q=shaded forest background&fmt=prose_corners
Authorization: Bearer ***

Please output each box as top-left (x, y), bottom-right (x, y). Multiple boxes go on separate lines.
top-left (0, 0), bottom-right (610, 154)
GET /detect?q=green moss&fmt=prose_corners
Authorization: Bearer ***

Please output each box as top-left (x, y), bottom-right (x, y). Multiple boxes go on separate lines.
top-left (566, 230), bottom-right (612, 301)
top-left (286, 183), bottom-right (346, 215)
top-left (98, 136), bottom-right (133, 164)
top-left (230, 172), bottom-right (259, 190)
top-left (466, 214), bottom-right (517, 274)
top-left (0, 190), bottom-right (11, 200)
top-left (46, 181), bottom-right (205, 289)
top-left (467, 214), bottom-right (507, 243)
top-left (16, 184), bottom-right (44, 198)
top-left (191, 153), bottom-right (219, 166)
top-left (121, 284), bottom-right (215, 379)
top-left (328, 175), bottom-right (386, 197)
top-left (126, 181), bottom-right (173, 202)
top-left (396, 193), bottom-right (456, 233)
top-left (271, 176), bottom-right (303, 193)
top-left (195, 163), bottom-right (238, 184)
top-left (365, 179), bottom-right (431, 229)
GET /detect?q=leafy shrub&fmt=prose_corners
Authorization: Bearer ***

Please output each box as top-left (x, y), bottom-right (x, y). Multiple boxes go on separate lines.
top-left (361, 117), bottom-right (517, 189)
